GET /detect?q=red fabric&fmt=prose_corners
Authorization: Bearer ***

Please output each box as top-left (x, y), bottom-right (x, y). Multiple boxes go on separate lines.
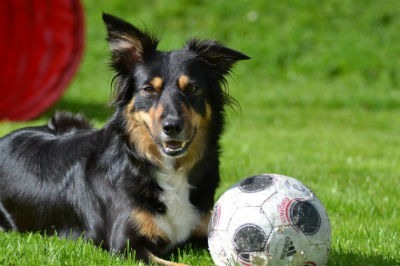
top-left (0, 0), bottom-right (84, 121)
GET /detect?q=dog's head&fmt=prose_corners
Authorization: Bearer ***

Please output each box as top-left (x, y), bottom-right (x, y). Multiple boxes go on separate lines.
top-left (103, 13), bottom-right (249, 169)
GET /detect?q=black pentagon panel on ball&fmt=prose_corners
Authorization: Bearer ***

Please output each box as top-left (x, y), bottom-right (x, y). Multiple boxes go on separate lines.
top-left (289, 201), bottom-right (321, 235)
top-left (233, 224), bottom-right (268, 263)
top-left (238, 175), bottom-right (274, 193)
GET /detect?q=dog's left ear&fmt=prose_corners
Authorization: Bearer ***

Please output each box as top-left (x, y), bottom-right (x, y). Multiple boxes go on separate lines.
top-left (102, 13), bottom-right (159, 74)
top-left (185, 39), bottom-right (250, 76)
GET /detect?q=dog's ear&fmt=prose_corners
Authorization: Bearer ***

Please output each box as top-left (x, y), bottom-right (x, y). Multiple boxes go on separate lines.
top-left (185, 39), bottom-right (250, 76)
top-left (102, 13), bottom-right (159, 74)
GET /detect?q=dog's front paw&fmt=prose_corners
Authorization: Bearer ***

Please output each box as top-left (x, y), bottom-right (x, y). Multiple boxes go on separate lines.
top-left (149, 252), bottom-right (190, 266)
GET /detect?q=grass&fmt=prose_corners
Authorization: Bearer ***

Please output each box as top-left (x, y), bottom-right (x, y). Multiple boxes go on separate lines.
top-left (1, 0), bottom-right (400, 265)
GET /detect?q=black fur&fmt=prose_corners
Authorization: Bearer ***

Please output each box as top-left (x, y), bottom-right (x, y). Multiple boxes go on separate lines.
top-left (0, 13), bottom-right (249, 264)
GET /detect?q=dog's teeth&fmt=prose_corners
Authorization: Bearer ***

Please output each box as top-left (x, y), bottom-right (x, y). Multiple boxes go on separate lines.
top-left (161, 141), bottom-right (187, 152)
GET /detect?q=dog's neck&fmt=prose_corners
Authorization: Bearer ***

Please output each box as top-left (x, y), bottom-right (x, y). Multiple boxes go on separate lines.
top-left (156, 153), bottom-right (195, 173)
top-left (159, 157), bottom-right (177, 172)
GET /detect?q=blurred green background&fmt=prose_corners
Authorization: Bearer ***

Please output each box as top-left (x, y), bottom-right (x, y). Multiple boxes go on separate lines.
top-left (0, 0), bottom-right (399, 265)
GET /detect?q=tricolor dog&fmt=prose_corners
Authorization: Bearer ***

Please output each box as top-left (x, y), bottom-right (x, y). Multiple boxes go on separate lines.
top-left (0, 13), bottom-right (249, 265)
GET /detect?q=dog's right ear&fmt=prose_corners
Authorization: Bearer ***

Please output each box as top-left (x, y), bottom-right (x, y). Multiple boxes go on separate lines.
top-left (102, 13), bottom-right (159, 74)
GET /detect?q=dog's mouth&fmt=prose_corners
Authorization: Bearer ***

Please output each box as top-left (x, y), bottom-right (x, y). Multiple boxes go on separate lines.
top-left (161, 140), bottom-right (190, 157)
top-left (158, 128), bottom-right (196, 158)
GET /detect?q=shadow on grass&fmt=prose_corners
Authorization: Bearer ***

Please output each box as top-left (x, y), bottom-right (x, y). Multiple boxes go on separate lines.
top-left (329, 249), bottom-right (398, 266)
top-left (45, 98), bottom-right (113, 123)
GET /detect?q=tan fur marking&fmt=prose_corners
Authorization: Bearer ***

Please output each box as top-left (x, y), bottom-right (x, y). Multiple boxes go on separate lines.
top-left (150, 77), bottom-right (164, 93)
top-left (175, 102), bottom-right (212, 171)
top-left (151, 102), bottom-right (164, 124)
top-left (130, 210), bottom-right (170, 243)
top-left (124, 102), bottom-right (162, 164)
top-left (178, 75), bottom-right (190, 91)
top-left (126, 98), bottom-right (135, 113)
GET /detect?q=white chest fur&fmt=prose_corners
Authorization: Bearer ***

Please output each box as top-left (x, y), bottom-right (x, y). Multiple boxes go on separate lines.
top-left (154, 168), bottom-right (200, 245)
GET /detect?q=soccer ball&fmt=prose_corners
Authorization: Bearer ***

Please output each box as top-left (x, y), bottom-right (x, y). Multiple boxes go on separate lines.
top-left (208, 174), bottom-right (331, 266)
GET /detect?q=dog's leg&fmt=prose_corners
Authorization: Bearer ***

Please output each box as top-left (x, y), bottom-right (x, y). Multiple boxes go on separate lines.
top-left (130, 209), bottom-right (191, 266)
top-left (186, 212), bottom-right (211, 248)
top-left (148, 252), bottom-right (189, 266)
top-left (193, 212), bottom-right (211, 238)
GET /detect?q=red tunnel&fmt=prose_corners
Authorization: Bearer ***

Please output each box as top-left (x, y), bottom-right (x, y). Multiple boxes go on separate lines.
top-left (0, 0), bottom-right (84, 121)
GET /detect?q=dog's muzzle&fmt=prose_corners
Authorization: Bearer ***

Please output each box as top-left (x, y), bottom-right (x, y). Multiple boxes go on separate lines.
top-left (159, 117), bottom-right (195, 157)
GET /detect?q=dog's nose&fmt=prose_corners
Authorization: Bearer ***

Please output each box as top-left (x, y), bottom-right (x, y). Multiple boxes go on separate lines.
top-left (162, 118), bottom-right (183, 137)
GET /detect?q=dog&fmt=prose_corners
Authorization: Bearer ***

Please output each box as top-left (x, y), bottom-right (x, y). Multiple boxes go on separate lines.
top-left (0, 13), bottom-right (249, 265)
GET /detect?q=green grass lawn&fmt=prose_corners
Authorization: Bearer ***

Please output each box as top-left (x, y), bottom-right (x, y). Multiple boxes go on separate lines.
top-left (1, 0), bottom-right (399, 265)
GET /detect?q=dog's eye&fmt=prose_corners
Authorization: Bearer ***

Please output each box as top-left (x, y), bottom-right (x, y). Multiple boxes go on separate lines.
top-left (142, 86), bottom-right (156, 94)
top-left (186, 84), bottom-right (200, 94)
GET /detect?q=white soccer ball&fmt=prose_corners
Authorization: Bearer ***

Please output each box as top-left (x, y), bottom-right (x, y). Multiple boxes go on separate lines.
top-left (208, 174), bottom-right (331, 266)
